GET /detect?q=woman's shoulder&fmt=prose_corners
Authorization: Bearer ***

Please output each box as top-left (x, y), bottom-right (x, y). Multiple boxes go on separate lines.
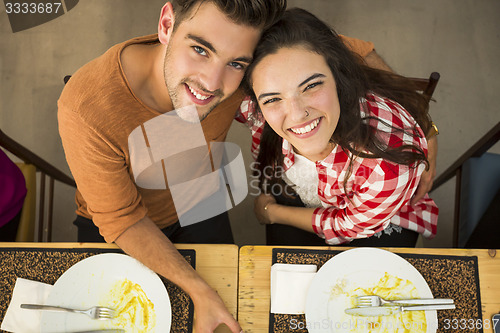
top-left (362, 92), bottom-right (417, 128)
top-left (361, 92), bottom-right (427, 149)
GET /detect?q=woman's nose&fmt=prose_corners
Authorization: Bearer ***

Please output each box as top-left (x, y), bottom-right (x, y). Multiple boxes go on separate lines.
top-left (287, 97), bottom-right (307, 121)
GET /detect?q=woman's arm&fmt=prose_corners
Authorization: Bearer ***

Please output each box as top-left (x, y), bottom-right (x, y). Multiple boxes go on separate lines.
top-left (363, 50), bottom-right (438, 204)
top-left (255, 158), bottom-right (425, 245)
top-left (254, 193), bottom-right (315, 232)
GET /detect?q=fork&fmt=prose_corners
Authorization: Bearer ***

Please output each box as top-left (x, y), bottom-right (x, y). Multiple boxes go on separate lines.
top-left (20, 303), bottom-right (115, 320)
top-left (355, 295), bottom-right (454, 307)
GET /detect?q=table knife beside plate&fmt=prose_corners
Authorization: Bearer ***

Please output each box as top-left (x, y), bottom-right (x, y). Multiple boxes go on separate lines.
top-left (67, 330), bottom-right (125, 333)
top-left (345, 303), bottom-right (456, 316)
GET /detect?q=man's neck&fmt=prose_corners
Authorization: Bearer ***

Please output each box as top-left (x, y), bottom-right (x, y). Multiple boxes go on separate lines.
top-left (120, 42), bottom-right (173, 113)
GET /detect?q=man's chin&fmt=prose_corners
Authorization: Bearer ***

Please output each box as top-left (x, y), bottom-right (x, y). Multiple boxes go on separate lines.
top-left (173, 103), bottom-right (218, 123)
top-left (174, 104), bottom-right (201, 123)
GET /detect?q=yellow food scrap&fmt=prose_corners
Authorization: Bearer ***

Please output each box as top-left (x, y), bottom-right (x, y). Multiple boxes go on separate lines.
top-left (100, 279), bottom-right (156, 332)
top-left (336, 273), bottom-right (427, 333)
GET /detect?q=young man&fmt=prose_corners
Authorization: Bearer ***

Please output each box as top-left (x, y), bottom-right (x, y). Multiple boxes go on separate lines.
top-left (58, 1), bottom-right (436, 331)
top-left (59, 1), bottom-right (286, 331)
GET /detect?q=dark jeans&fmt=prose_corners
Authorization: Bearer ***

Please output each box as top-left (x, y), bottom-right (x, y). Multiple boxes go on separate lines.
top-left (266, 193), bottom-right (419, 247)
top-left (73, 212), bottom-right (234, 244)
top-left (0, 209), bottom-right (22, 242)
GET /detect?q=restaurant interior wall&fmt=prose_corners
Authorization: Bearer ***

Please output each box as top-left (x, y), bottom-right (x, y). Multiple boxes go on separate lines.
top-left (0, 0), bottom-right (499, 247)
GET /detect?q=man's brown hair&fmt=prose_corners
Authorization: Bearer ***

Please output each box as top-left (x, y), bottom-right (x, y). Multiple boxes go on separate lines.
top-left (172, 0), bottom-right (287, 30)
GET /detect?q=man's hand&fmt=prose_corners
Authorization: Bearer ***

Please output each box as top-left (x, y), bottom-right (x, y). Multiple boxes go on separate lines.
top-left (191, 283), bottom-right (242, 333)
top-left (115, 217), bottom-right (242, 332)
top-left (411, 135), bottom-right (437, 205)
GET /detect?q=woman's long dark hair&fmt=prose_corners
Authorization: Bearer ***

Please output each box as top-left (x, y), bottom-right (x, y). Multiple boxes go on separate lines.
top-left (243, 8), bottom-right (431, 193)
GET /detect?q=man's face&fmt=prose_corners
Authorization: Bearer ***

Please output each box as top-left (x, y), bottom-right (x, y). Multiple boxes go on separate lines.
top-left (163, 2), bottom-right (261, 120)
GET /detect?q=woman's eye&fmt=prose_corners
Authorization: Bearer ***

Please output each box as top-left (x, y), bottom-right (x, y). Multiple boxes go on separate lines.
top-left (304, 81), bottom-right (323, 91)
top-left (262, 97), bottom-right (280, 105)
top-left (193, 46), bottom-right (207, 56)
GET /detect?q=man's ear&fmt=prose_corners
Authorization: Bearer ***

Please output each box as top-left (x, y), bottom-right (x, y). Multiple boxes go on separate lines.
top-left (158, 2), bottom-right (175, 45)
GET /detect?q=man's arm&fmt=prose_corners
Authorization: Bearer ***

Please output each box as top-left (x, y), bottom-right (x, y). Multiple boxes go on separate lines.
top-left (364, 50), bottom-right (393, 72)
top-left (411, 135), bottom-right (437, 204)
top-left (115, 216), bottom-right (242, 333)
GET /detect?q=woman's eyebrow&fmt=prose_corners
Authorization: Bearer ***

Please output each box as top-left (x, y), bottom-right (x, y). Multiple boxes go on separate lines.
top-left (257, 73), bottom-right (327, 101)
top-left (298, 73), bottom-right (326, 87)
top-left (257, 92), bottom-right (279, 101)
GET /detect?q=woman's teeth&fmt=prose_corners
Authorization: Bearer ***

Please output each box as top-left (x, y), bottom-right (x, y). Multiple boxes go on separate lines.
top-left (290, 118), bottom-right (320, 134)
top-left (188, 85), bottom-right (210, 101)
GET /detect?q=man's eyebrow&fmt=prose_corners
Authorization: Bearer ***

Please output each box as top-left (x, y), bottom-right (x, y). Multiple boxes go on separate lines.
top-left (299, 73), bottom-right (326, 88)
top-left (234, 56), bottom-right (253, 64)
top-left (187, 34), bottom-right (253, 64)
top-left (187, 34), bottom-right (216, 54)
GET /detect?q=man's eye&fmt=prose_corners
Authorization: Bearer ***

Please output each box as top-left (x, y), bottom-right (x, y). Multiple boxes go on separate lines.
top-left (304, 81), bottom-right (323, 91)
top-left (193, 46), bottom-right (207, 56)
top-left (262, 97), bottom-right (280, 105)
top-left (229, 62), bottom-right (245, 70)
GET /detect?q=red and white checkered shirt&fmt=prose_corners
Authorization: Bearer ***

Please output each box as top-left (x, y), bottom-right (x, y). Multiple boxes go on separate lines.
top-left (236, 92), bottom-right (438, 245)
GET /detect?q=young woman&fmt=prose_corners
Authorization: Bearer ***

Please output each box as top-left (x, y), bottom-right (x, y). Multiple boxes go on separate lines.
top-left (240, 8), bottom-right (438, 246)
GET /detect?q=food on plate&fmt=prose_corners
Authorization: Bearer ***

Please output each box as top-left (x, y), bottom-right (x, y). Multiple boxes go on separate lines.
top-left (100, 279), bottom-right (156, 332)
top-left (330, 272), bottom-right (426, 332)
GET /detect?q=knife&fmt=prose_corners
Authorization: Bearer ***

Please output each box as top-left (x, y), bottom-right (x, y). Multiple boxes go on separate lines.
top-left (345, 304), bottom-right (456, 316)
top-left (66, 330), bottom-right (125, 333)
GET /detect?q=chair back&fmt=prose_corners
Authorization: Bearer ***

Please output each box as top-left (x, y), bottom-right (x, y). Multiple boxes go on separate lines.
top-left (407, 72), bottom-right (440, 103)
top-left (14, 163), bottom-right (36, 242)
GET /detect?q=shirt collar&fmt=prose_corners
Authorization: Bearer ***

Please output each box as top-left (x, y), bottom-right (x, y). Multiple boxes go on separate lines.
top-left (281, 138), bottom-right (343, 170)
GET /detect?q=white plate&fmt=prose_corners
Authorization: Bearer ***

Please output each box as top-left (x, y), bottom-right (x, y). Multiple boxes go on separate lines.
top-left (305, 248), bottom-right (437, 333)
top-left (40, 253), bottom-right (171, 332)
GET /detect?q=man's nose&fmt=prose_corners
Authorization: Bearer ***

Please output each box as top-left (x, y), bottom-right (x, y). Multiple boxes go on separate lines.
top-left (199, 64), bottom-right (224, 93)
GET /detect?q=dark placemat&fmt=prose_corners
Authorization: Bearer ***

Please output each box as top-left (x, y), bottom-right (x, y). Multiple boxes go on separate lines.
top-left (270, 248), bottom-right (482, 333)
top-left (0, 247), bottom-right (195, 333)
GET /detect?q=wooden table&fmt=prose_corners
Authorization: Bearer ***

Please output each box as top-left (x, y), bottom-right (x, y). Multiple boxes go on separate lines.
top-left (0, 242), bottom-right (239, 333)
top-left (238, 246), bottom-right (500, 333)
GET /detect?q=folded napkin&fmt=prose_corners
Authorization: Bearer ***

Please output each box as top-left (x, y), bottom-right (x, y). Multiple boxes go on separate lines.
top-left (1, 277), bottom-right (53, 333)
top-left (270, 263), bottom-right (317, 314)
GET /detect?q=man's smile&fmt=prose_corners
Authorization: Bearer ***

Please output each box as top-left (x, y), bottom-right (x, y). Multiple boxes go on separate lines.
top-left (184, 83), bottom-right (216, 105)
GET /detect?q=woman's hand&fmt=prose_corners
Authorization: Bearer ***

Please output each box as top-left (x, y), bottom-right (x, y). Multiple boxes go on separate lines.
top-left (254, 193), bottom-right (277, 225)
top-left (254, 193), bottom-right (316, 232)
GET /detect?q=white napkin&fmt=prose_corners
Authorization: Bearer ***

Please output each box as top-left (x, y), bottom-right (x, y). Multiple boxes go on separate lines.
top-left (270, 263), bottom-right (317, 314)
top-left (1, 277), bottom-right (52, 333)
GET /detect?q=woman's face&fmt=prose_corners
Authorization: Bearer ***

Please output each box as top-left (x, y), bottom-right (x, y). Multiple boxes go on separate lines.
top-left (251, 47), bottom-right (340, 162)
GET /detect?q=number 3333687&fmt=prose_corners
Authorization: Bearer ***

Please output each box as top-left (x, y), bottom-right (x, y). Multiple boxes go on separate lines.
top-left (443, 318), bottom-right (498, 330)
top-left (5, 2), bottom-right (62, 14)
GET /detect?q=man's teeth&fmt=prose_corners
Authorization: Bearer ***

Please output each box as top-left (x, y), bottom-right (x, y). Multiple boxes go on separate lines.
top-left (188, 85), bottom-right (210, 100)
top-left (290, 118), bottom-right (320, 134)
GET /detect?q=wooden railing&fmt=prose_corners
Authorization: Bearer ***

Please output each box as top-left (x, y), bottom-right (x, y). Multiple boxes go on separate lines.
top-left (0, 129), bottom-right (76, 241)
top-left (430, 121), bottom-right (500, 246)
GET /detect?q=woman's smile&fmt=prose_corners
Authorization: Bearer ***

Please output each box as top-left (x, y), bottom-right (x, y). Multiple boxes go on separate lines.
top-left (288, 117), bottom-right (322, 137)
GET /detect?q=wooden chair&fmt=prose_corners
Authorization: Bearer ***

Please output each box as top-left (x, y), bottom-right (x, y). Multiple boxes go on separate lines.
top-left (0, 129), bottom-right (76, 242)
top-left (14, 163), bottom-right (36, 241)
top-left (407, 71), bottom-right (441, 104)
